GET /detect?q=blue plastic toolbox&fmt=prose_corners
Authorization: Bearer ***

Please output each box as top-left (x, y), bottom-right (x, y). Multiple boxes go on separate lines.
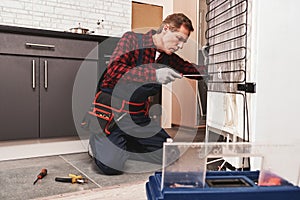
top-left (146, 171), bottom-right (300, 200)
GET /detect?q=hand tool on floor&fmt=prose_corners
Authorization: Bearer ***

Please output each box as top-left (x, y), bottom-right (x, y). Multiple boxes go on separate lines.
top-left (33, 168), bottom-right (47, 185)
top-left (55, 174), bottom-right (88, 184)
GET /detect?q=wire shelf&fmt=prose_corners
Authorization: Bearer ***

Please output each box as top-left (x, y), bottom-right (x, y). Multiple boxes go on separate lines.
top-left (205, 0), bottom-right (248, 94)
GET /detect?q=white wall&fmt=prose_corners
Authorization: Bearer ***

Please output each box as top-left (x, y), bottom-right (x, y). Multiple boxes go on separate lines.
top-left (0, 0), bottom-right (131, 36)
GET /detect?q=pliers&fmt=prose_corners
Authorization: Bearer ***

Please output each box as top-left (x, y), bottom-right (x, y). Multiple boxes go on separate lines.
top-left (55, 174), bottom-right (88, 184)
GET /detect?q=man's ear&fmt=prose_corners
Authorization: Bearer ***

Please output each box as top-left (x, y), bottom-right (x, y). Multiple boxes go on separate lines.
top-left (163, 24), bottom-right (169, 31)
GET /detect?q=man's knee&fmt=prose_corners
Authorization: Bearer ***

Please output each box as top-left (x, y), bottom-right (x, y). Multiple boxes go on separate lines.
top-left (94, 158), bottom-right (123, 175)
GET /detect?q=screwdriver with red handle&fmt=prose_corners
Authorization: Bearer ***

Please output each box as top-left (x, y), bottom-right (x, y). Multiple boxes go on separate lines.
top-left (33, 168), bottom-right (47, 185)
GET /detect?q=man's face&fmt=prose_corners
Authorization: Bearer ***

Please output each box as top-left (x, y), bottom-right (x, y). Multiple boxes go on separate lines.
top-left (162, 24), bottom-right (190, 55)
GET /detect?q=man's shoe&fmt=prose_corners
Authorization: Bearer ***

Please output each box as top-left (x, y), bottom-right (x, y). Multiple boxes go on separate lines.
top-left (88, 143), bottom-right (94, 158)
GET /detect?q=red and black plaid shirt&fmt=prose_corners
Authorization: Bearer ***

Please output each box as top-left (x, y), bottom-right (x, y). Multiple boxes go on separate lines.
top-left (101, 30), bottom-right (206, 89)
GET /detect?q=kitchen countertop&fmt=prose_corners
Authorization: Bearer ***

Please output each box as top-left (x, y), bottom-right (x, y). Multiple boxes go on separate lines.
top-left (0, 24), bottom-right (110, 42)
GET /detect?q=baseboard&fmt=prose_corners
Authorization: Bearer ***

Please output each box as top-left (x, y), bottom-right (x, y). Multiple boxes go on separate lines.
top-left (0, 137), bottom-right (89, 161)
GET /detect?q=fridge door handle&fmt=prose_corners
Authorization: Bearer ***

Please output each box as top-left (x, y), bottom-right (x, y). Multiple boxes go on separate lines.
top-left (32, 60), bottom-right (36, 89)
top-left (44, 60), bottom-right (48, 89)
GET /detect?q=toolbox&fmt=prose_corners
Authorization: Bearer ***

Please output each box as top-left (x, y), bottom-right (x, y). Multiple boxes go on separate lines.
top-left (146, 171), bottom-right (300, 200)
top-left (146, 142), bottom-right (300, 200)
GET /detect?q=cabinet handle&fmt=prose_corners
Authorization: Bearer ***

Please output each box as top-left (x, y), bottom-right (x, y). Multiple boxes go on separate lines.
top-left (32, 60), bottom-right (36, 89)
top-left (25, 42), bottom-right (55, 50)
top-left (44, 60), bottom-right (48, 89)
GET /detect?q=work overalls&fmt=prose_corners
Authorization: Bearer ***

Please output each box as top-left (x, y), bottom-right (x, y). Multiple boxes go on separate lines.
top-left (89, 83), bottom-right (170, 175)
top-left (89, 35), bottom-right (171, 175)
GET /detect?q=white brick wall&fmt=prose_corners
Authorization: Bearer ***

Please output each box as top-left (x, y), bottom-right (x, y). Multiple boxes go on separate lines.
top-left (0, 0), bottom-right (131, 37)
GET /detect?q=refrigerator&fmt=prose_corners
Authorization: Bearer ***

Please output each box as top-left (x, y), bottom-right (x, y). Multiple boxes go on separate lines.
top-left (205, 0), bottom-right (300, 184)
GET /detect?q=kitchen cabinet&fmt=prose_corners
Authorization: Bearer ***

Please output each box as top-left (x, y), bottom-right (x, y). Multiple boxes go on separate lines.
top-left (0, 31), bottom-right (99, 141)
top-left (0, 55), bottom-right (39, 140)
top-left (39, 58), bottom-right (97, 138)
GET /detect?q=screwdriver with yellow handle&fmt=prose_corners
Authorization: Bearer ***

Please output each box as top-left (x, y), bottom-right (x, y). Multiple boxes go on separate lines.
top-left (33, 168), bottom-right (47, 185)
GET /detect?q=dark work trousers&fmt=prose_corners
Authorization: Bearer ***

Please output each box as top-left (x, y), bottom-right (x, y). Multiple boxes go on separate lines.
top-left (89, 85), bottom-right (171, 175)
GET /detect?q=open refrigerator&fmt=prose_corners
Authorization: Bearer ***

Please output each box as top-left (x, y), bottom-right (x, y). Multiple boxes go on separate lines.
top-left (146, 0), bottom-right (300, 199)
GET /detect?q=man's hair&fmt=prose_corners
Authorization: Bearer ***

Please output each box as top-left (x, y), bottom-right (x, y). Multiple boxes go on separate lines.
top-left (157, 13), bottom-right (194, 35)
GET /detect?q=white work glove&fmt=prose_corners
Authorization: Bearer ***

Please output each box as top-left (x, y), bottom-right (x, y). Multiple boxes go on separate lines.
top-left (202, 45), bottom-right (209, 66)
top-left (156, 67), bottom-right (182, 84)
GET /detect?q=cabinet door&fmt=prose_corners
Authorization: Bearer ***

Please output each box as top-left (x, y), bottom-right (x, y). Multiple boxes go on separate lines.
top-left (39, 58), bottom-right (97, 138)
top-left (0, 55), bottom-right (39, 140)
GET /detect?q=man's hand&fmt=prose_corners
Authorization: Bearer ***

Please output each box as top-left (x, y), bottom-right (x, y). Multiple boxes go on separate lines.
top-left (156, 68), bottom-right (182, 84)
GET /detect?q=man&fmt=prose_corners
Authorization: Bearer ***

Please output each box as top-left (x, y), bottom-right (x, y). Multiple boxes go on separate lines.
top-left (89, 13), bottom-right (206, 175)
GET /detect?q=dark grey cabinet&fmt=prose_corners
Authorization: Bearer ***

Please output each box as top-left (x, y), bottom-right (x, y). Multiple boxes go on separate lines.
top-left (0, 31), bottom-right (99, 141)
top-left (0, 55), bottom-right (39, 140)
top-left (39, 58), bottom-right (97, 138)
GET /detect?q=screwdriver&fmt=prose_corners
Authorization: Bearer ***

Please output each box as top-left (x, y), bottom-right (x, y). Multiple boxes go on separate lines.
top-left (33, 168), bottom-right (47, 185)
